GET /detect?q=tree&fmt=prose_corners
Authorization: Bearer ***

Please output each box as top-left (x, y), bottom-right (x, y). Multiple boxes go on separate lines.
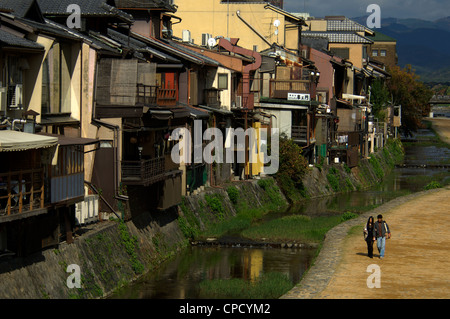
top-left (370, 78), bottom-right (390, 120)
top-left (386, 65), bottom-right (433, 135)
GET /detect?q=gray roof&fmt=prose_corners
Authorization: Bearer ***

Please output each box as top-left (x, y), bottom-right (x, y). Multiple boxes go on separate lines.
top-left (302, 31), bottom-right (373, 44)
top-left (36, 0), bottom-right (134, 23)
top-left (0, 0), bottom-right (37, 18)
top-left (107, 28), bottom-right (181, 62)
top-left (0, 28), bottom-right (44, 50)
top-left (115, 0), bottom-right (176, 12)
top-left (326, 17), bottom-right (368, 32)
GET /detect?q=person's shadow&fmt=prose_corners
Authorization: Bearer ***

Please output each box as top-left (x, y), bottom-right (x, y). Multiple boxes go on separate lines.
top-left (356, 252), bottom-right (380, 258)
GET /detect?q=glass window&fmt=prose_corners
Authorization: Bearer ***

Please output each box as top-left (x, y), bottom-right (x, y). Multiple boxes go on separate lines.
top-left (218, 73), bottom-right (228, 90)
top-left (380, 50), bottom-right (387, 57)
top-left (372, 50), bottom-right (378, 57)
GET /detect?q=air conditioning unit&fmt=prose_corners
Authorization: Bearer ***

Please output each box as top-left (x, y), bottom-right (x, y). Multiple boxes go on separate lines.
top-left (235, 96), bottom-right (242, 108)
top-left (8, 84), bottom-right (23, 108)
top-left (201, 33), bottom-right (212, 46)
top-left (182, 29), bottom-right (191, 42)
top-left (0, 87), bottom-right (7, 111)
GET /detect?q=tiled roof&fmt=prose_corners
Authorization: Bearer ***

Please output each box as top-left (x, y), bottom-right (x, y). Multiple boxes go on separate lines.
top-left (326, 17), bottom-right (368, 32)
top-left (366, 31), bottom-right (397, 42)
top-left (36, 0), bottom-right (134, 23)
top-left (107, 28), bottom-right (181, 62)
top-left (0, 0), bottom-right (36, 18)
top-left (0, 28), bottom-right (44, 50)
top-left (302, 31), bottom-right (373, 44)
top-left (115, 0), bottom-right (176, 12)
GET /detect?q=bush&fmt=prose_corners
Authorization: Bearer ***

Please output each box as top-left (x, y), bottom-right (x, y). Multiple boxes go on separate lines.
top-left (424, 181), bottom-right (442, 190)
top-left (226, 186), bottom-right (239, 205)
top-left (341, 211), bottom-right (359, 222)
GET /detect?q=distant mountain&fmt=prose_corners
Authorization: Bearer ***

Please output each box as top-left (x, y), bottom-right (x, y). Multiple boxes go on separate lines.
top-left (352, 16), bottom-right (450, 83)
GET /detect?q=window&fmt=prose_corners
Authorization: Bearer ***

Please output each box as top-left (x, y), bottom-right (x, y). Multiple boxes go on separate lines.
top-left (218, 73), bottom-right (228, 90)
top-left (380, 50), bottom-right (387, 57)
top-left (372, 50), bottom-right (378, 57)
top-left (330, 47), bottom-right (349, 59)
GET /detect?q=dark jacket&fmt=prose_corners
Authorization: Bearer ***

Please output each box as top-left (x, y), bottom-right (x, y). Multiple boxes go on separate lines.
top-left (373, 220), bottom-right (390, 238)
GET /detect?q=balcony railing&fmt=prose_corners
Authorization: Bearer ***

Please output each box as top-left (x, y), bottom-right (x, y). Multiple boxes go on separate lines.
top-left (121, 156), bottom-right (167, 186)
top-left (269, 79), bottom-right (311, 99)
top-left (0, 168), bottom-right (45, 216)
top-left (136, 85), bottom-right (177, 107)
top-left (291, 125), bottom-right (308, 141)
top-left (157, 89), bottom-right (177, 106)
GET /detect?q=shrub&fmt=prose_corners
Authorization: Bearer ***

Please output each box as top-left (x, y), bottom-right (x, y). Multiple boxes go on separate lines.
top-left (424, 181), bottom-right (442, 190)
top-left (341, 211), bottom-right (358, 222)
top-left (226, 186), bottom-right (239, 205)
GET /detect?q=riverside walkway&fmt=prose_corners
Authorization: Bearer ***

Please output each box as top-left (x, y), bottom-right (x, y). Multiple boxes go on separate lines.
top-left (282, 187), bottom-right (450, 299)
top-left (283, 118), bottom-right (450, 299)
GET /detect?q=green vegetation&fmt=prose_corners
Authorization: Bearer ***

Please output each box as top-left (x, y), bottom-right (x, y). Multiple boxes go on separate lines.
top-left (424, 181), bottom-right (443, 190)
top-left (226, 186), bottom-right (239, 205)
top-left (198, 272), bottom-right (293, 299)
top-left (118, 221), bottom-right (144, 275)
top-left (368, 154), bottom-right (384, 180)
top-left (327, 167), bottom-right (341, 192)
top-left (204, 193), bottom-right (226, 221)
top-left (241, 213), bottom-right (353, 243)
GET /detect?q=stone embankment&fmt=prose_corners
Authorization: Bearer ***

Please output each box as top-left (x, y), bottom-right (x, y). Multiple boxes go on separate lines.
top-left (0, 139), bottom-right (403, 298)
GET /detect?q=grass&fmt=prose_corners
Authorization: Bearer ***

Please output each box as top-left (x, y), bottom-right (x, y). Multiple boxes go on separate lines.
top-left (198, 272), bottom-right (293, 299)
top-left (241, 213), bottom-right (355, 243)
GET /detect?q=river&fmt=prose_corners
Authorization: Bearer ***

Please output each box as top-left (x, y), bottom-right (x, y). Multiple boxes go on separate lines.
top-left (110, 127), bottom-right (450, 299)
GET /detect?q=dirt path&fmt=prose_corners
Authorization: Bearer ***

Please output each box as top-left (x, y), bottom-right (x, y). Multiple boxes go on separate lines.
top-left (428, 117), bottom-right (450, 144)
top-left (315, 187), bottom-right (450, 299)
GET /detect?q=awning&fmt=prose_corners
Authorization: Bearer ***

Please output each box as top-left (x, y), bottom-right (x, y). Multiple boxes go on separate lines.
top-left (144, 107), bottom-right (173, 120)
top-left (185, 105), bottom-right (211, 119)
top-left (198, 105), bottom-right (234, 116)
top-left (0, 130), bottom-right (58, 152)
top-left (342, 93), bottom-right (367, 102)
top-left (37, 133), bottom-right (100, 146)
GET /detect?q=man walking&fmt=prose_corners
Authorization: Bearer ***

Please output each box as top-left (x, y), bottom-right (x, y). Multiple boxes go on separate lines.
top-left (373, 214), bottom-right (391, 259)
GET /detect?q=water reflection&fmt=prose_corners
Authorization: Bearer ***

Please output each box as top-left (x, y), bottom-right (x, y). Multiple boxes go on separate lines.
top-left (111, 127), bottom-right (450, 299)
top-left (111, 246), bottom-right (315, 299)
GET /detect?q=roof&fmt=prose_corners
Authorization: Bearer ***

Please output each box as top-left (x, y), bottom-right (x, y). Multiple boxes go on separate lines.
top-left (36, 0), bottom-right (134, 23)
top-left (302, 31), bottom-right (373, 44)
top-left (130, 32), bottom-right (220, 66)
top-left (366, 31), bottom-right (397, 43)
top-left (37, 133), bottom-right (100, 146)
top-left (0, 130), bottom-right (58, 152)
top-left (107, 28), bottom-right (181, 63)
top-left (0, 28), bottom-right (44, 50)
top-left (326, 17), bottom-right (370, 33)
top-left (115, 0), bottom-right (177, 12)
top-left (0, 0), bottom-right (37, 18)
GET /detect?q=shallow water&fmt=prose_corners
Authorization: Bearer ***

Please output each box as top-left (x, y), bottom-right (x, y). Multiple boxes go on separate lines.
top-left (110, 128), bottom-right (450, 299)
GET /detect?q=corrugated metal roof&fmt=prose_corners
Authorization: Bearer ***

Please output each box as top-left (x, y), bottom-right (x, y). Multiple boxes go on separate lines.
top-left (0, 130), bottom-right (58, 152)
top-left (115, 0), bottom-right (176, 12)
top-left (37, 133), bottom-right (100, 146)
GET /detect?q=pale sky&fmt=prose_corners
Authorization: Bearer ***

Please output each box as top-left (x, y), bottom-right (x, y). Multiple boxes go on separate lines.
top-left (284, 0), bottom-right (450, 21)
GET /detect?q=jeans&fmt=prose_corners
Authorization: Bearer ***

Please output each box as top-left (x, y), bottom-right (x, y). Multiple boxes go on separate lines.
top-left (377, 237), bottom-right (386, 257)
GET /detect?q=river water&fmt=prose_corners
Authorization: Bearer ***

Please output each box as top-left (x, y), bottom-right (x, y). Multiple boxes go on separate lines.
top-left (111, 128), bottom-right (450, 299)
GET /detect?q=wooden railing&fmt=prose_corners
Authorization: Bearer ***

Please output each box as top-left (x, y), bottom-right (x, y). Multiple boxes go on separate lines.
top-left (121, 156), bottom-right (166, 186)
top-left (269, 79), bottom-right (311, 99)
top-left (0, 168), bottom-right (45, 216)
top-left (157, 89), bottom-right (177, 106)
top-left (291, 125), bottom-right (308, 141)
top-left (136, 85), bottom-right (177, 106)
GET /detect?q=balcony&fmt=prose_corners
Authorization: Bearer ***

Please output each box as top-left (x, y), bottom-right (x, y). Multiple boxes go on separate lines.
top-left (121, 155), bottom-right (182, 186)
top-left (0, 168), bottom-right (45, 218)
top-left (136, 84), bottom-right (177, 107)
top-left (269, 79), bottom-right (311, 99)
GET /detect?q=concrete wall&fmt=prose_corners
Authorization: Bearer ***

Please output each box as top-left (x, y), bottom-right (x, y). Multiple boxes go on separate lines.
top-left (173, 0), bottom-right (294, 51)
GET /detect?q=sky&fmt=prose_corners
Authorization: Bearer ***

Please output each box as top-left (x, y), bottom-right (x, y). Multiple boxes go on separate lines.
top-left (283, 0), bottom-right (450, 21)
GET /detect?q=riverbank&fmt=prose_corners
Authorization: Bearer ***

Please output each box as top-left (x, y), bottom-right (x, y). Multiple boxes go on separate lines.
top-left (0, 138), bottom-right (404, 299)
top-left (282, 186), bottom-right (450, 299)
top-left (282, 119), bottom-right (450, 299)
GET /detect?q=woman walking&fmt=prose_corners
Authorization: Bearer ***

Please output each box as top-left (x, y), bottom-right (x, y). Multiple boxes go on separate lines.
top-left (364, 216), bottom-right (375, 258)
